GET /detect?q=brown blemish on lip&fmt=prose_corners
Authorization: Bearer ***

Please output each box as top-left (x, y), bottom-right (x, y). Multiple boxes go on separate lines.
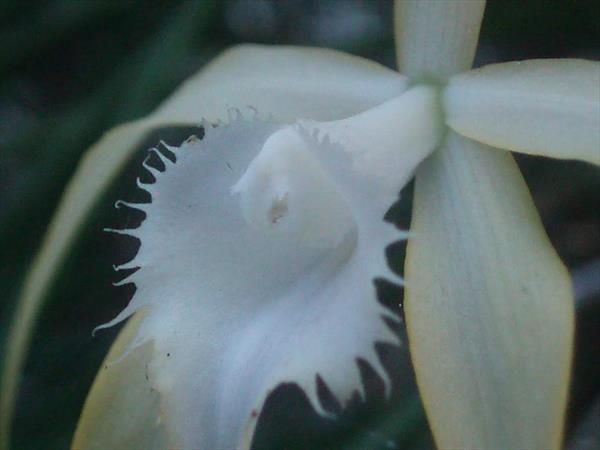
top-left (269, 192), bottom-right (289, 225)
top-left (185, 135), bottom-right (199, 145)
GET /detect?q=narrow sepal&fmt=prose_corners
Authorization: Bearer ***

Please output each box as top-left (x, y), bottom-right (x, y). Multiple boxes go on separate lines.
top-left (405, 131), bottom-right (574, 449)
top-left (444, 59), bottom-right (600, 164)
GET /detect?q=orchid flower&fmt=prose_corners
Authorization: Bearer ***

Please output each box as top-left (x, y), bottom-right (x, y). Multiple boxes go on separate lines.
top-left (1, 1), bottom-right (598, 450)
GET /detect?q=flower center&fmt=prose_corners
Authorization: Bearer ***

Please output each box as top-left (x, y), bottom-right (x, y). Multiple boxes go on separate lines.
top-left (231, 127), bottom-right (355, 248)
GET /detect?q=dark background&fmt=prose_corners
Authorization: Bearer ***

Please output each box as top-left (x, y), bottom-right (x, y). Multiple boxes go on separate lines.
top-left (0, 1), bottom-right (598, 449)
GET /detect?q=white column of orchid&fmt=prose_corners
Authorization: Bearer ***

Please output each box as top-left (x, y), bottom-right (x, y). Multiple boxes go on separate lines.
top-left (396, 1), bottom-right (574, 449)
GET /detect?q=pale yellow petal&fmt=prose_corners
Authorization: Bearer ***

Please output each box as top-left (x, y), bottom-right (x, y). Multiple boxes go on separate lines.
top-left (0, 120), bottom-right (154, 450)
top-left (0, 44), bottom-right (407, 449)
top-left (394, 0), bottom-right (486, 80)
top-left (405, 131), bottom-right (574, 449)
top-left (444, 59), bottom-right (600, 165)
top-left (71, 313), bottom-right (168, 450)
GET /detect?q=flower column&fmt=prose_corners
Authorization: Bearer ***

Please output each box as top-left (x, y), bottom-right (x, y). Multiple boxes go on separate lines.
top-left (396, 2), bottom-right (574, 449)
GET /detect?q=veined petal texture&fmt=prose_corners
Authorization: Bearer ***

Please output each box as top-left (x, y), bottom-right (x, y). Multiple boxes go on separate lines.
top-left (445, 59), bottom-right (600, 165)
top-left (405, 131), bottom-right (574, 449)
top-left (394, 0), bottom-right (486, 80)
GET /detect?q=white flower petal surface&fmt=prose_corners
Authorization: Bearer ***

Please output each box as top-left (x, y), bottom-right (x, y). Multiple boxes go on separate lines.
top-left (394, 0), bottom-right (486, 80)
top-left (83, 87), bottom-right (442, 450)
top-left (444, 59), bottom-right (600, 165)
top-left (0, 45), bottom-right (409, 449)
top-left (405, 131), bottom-right (574, 449)
top-left (157, 44), bottom-right (410, 123)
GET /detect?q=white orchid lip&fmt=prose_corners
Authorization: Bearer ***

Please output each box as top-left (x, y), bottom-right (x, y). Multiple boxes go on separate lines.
top-left (86, 84), bottom-right (443, 450)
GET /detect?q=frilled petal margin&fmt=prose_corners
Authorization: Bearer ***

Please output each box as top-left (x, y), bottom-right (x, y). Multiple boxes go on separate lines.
top-left (405, 131), bottom-right (574, 449)
top-left (74, 86), bottom-right (442, 450)
top-left (0, 45), bottom-right (408, 450)
top-left (444, 59), bottom-right (600, 165)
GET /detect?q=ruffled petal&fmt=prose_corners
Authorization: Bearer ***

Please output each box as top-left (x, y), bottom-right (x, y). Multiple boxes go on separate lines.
top-left (394, 0), bottom-right (485, 80)
top-left (444, 59), bottom-right (600, 164)
top-left (97, 120), bottom-right (394, 449)
top-left (0, 45), bottom-right (409, 447)
top-left (78, 86), bottom-right (442, 449)
top-left (405, 131), bottom-right (574, 449)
